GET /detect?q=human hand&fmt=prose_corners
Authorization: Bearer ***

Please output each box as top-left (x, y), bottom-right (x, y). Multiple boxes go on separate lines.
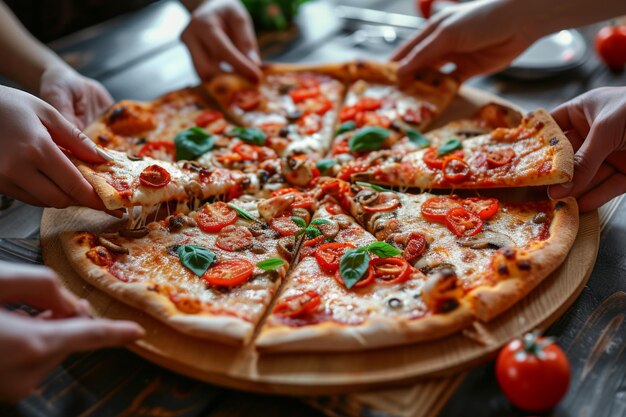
top-left (548, 87), bottom-right (626, 212)
top-left (0, 86), bottom-right (112, 209)
top-left (181, 0), bottom-right (262, 82)
top-left (391, 0), bottom-right (540, 80)
top-left (39, 64), bottom-right (113, 130)
top-left (0, 261), bottom-right (144, 401)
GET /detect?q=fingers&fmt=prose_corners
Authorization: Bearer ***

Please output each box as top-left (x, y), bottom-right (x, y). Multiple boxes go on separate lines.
top-left (38, 142), bottom-right (108, 210)
top-left (577, 172), bottom-right (626, 212)
top-left (0, 263), bottom-right (82, 318)
top-left (203, 26), bottom-right (262, 83)
top-left (44, 318), bottom-right (145, 354)
top-left (390, 13), bottom-right (447, 62)
top-left (182, 31), bottom-right (219, 80)
top-left (548, 121), bottom-right (616, 200)
top-left (38, 106), bottom-right (108, 164)
top-left (15, 169), bottom-right (74, 209)
top-left (41, 88), bottom-right (78, 129)
top-left (397, 27), bottom-right (453, 77)
top-left (227, 14), bottom-right (261, 67)
top-left (0, 183), bottom-right (46, 207)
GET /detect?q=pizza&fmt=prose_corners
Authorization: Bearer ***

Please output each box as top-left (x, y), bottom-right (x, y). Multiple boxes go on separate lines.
top-left (56, 60), bottom-right (580, 351)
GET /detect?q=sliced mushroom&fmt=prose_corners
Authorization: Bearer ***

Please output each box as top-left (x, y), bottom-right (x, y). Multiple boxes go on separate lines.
top-left (119, 227), bottom-right (149, 238)
top-left (249, 243), bottom-right (268, 254)
top-left (277, 236), bottom-right (296, 262)
top-left (98, 236), bottom-right (129, 254)
top-left (317, 220), bottom-right (339, 239)
top-left (356, 189), bottom-right (378, 205)
top-left (257, 194), bottom-right (295, 221)
top-left (415, 258), bottom-right (456, 275)
top-left (421, 269), bottom-right (462, 312)
top-left (333, 214), bottom-right (353, 229)
top-left (184, 180), bottom-right (203, 200)
top-left (291, 207), bottom-right (311, 224)
top-left (281, 157), bottom-right (317, 187)
top-left (457, 231), bottom-right (515, 250)
top-left (253, 269), bottom-right (280, 282)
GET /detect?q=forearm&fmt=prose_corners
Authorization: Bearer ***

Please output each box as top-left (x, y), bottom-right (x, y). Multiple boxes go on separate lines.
top-left (0, 2), bottom-right (69, 92)
top-left (507, 0), bottom-right (626, 39)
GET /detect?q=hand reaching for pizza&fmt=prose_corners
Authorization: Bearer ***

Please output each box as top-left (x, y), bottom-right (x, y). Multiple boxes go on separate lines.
top-left (0, 86), bottom-right (113, 209)
top-left (0, 261), bottom-right (144, 401)
top-left (181, 0), bottom-right (262, 83)
top-left (391, 0), bottom-right (537, 80)
top-left (39, 64), bottom-right (113, 130)
top-left (548, 87), bottom-right (626, 212)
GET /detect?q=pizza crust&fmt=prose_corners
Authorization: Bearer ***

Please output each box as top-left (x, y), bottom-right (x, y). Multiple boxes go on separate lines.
top-left (256, 300), bottom-right (473, 352)
top-left (528, 109), bottom-right (574, 185)
top-left (468, 197), bottom-right (579, 321)
top-left (61, 231), bottom-right (254, 345)
top-left (76, 164), bottom-right (128, 210)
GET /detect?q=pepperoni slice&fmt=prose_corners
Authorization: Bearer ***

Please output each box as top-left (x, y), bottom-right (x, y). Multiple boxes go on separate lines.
top-left (139, 165), bottom-right (171, 188)
top-left (486, 147), bottom-right (516, 168)
top-left (216, 225), bottom-right (253, 251)
top-left (403, 232), bottom-right (427, 264)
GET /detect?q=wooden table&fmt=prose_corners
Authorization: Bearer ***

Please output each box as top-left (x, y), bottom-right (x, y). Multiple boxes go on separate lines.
top-left (1, 1), bottom-right (626, 416)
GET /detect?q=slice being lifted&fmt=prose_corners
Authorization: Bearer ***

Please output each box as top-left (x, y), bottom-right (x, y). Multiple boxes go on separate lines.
top-left (61, 193), bottom-right (317, 345)
top-left (339, 109), bottom-right (573, 188)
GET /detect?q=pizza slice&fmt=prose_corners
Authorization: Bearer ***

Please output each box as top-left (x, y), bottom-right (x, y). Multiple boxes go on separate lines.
top-left (61, 193), bottom-right (318, 345)
top-left (338, 109), bottom-right (574, 188)
top-left (327, 179), bottom-right (578, 322)
top-left (205, 63), bottom-right (347, 160)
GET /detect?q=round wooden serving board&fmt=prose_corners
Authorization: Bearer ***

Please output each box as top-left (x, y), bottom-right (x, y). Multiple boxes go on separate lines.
top-left (41, 86), bottom-right (600, 395)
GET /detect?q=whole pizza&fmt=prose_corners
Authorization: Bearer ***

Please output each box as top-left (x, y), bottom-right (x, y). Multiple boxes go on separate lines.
top-left (58, 60), bottom-right (578, 351)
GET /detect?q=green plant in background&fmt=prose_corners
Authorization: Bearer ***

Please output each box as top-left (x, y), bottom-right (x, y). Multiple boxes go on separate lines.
top-left (242, 0), bottom-right (310, 31)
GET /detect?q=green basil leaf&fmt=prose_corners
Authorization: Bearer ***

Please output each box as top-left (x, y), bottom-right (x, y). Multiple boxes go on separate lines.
top-left (304, 226), bottom-right (322, 239)
top-left (316, 158), bottom-right (337, 173)
top-left (291, 216), bottom-right (307, 228)
top-left (406, 129), bottom-right (430, 148)
top-left (339, 249), bottom-right (371, 289)
top-left (174, 127), bottom-right (214, 161)
top-left (336, 120), bottom-right (357, 134)
top-left (355, 181), bottom-right (392, 192)
top-left (437, 138), bottom-right (462, 155)
top-left (256, 257), bottom-right (285, 271)
top-left (310, 218), bottom-right (331, 226)
top-left (348, 126), bottom-right (391, 153)
top-left (366, 241), bottom-right (402, 258)
top-left (227, 203), bottom-right (258, 222)
top-left (177, 244), bottom-right (216, 276)
top-left (230, 126), bottom-right (266, 145)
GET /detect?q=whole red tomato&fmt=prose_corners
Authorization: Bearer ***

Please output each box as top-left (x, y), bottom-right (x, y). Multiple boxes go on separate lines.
top-left (595, 25), bottom-right (626, 70)
top-left (496, 333), bottom-right (571, 412)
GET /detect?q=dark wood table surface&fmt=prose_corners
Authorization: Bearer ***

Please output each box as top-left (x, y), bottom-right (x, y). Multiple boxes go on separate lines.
top-left (1, 1), bottom-right (626, 416)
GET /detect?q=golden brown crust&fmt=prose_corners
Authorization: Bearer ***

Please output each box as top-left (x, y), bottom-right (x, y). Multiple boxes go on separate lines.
top-left (529, 109), bottom-right (574, 184)
top-left (261, 61), bottom-right (354, 81)
top-left (256, 300), bottom-right (473, 352)
top-left (61, 231), bottom-right (254, 344)
top-left (468, 197), bottom-right (579, 321)
top-left (76, 164), bottom-right (127, 211)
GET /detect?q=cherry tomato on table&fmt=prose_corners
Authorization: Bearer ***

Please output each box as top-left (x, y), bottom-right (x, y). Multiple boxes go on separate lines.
top-left (496, 332), bottom-right (571, 412)
top-left (595, 25), bottom-right (626, 70)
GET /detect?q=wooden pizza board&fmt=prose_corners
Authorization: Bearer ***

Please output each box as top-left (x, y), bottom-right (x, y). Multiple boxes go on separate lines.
top-left (41, 86), bottom-right (600, 395)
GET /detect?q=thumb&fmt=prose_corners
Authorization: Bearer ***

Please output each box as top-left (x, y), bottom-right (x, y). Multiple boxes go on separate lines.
top-left (548, 122), bottom-right (613, 199)
top-left (397, 29), bottom-right (450, 77)
top-left (39, 106), bottom-right (111, 164)
top-left (46, 318), bottom-right (145, 354)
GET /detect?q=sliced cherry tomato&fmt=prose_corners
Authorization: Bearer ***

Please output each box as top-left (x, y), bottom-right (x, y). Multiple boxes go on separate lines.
top-left (139, 164), bottom-right (171, 188)
top-left (202, 259), bottom-right (253, 287)
top-left (297, 114), bottom-right (322, 134)
top-left (272, 188), bottom-right (301, 197)
top-left (216, 225), bottom-right (253, 251)
top-left (331, 138), bottom-right (350, 155)
top-left (496, 333), bottom-right (571, 412)
top-left (299, 235), bottom-right (325, 259)
top-left (486, 147), bottom-right (516, 168)
top-left (362, 194), bottom-right (400, 212)
top-left (196, 201), bottom-right (237, 233)
top-left (595, 25), bottom-right (626, 70)
top-left (301, 96), bottom-right (333, 116)
top-left (442, 156), bottom-right (471, 183)
top-left (463, 197), bottom-right (499, 220)
top-left (314, 242), bottom-right (355, 273)
top-left (423, 147), bottom-right (464, 170)
top-left (206, 118), bottom-right (228, 134)
top-left (233, 89), bottom-right (261, 111)
top-left (194, 109), bottom-right (223, 127)
top-left (289, 84), bottom-right (320, 103)
top-left (420, 196), bottom-right (461, 223)
top-left (137, 141), bottom-right (176, 161)
top-left (273, 290), bottom-right (321, 318)
top-left (371, 257), bottom-right (411, 285)
top-left (403, 232), bottom-right (427, 264)
top-left (232, 142), bottom-right (259, 161)
top-left (356, 97), bottom-right (383, 111)
top-left (333, 265), bottom-right (374, 288)
top-left (339, 105), bottom-right (358, 122)
top-left (270, 216), bottom-right (302, 236)
top-left (445, 207), bottom-right (483, 237)
top-left (355, 111), bottom-right (391, 128)
top-left (259, 122), bottom-right (286, 137)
